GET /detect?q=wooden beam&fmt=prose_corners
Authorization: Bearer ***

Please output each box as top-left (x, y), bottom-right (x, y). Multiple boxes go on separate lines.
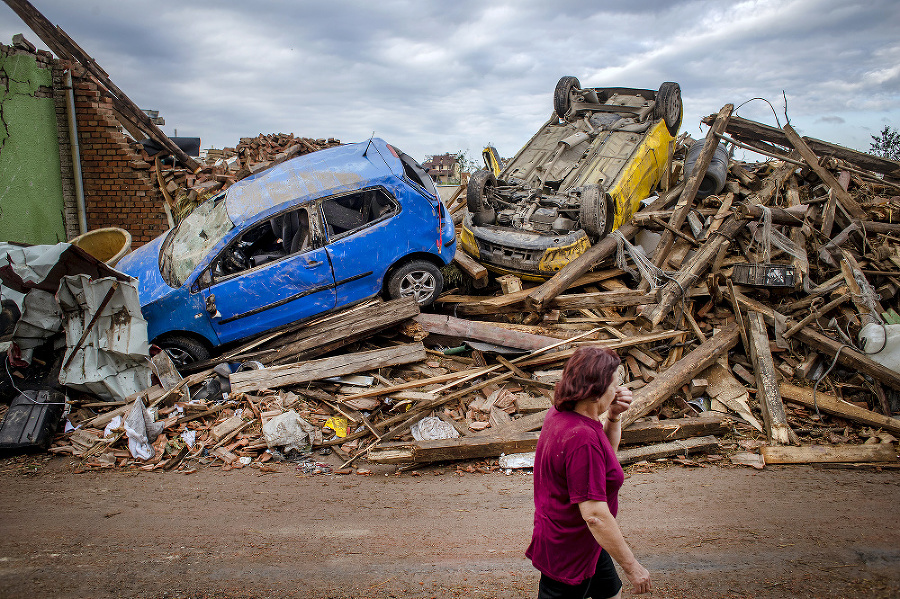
top-left (369, 417), bottom-right (730, 465)
top-left (617, 435), bottom-right (720, 465)
top-left (414, 312), bottom-right (560, 351)
top-left (780, 382), bottom-right (900, 435)
top-left (453, 248), bottom-right (489, 289)
top-left (746, 311), bottom-right (793, 445)
top-left (620, 325), bottom-right (741, 427)
top-left (266, 297), bottom-right (420, 364)
top-left (711, 114), bottom-right (900, 178)
top-left (229, 343), bottom-right (427, 394)
top-left (782, 124), bottom-right (866, 219)
top-left (761, 444), bottom-right (897, 465)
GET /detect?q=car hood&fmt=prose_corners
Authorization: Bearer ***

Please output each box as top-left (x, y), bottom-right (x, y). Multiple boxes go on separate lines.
top-left (115, 231), bottom-right (177, 307)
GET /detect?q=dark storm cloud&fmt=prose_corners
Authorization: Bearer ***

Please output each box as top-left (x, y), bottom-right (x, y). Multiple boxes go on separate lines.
top-left (1, 0), bottom-right (898, 160)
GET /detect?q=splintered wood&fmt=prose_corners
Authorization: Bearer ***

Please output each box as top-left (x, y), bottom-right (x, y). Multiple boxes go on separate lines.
top-left (51, 106), bottom-right (900, 472)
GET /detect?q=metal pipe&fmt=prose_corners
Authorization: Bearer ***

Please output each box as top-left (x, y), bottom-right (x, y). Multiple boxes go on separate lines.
top-left (63, 70), bottom-right (88, 235)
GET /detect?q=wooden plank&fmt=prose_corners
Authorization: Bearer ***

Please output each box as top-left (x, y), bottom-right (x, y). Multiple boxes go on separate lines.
top-left (229, 343), bottom-right (427, 394)
top-left (714, 114), bottom-right (900, 178)
top-left (618, 414), bottom-right (730, 445)
top-left (617, 435), bottom-right (720, 466)
top-left (267, 297), bottom-right (420, 364)
top-left (367, 433), bottom-right (541, 464)
top-left (369, 417), bottom-right (729, 464)
top-left (414, 313), bottom-right (560, 351)
top-left (746, 312), bottom-right (793, 445)
top-left (550, 290), bottom-right (656, 310)
top-left (440, 270), bottom-right (625, 316)
top-left (779, 382), bottom-right (900, 435)
top-left (761, 444), bottom-right (897, 465)
top-left (782, 124), bottom-right (866, 219)
top-left (515, 395), bottom-right (552, 413)
top-left (453, 248), bottom-right (489, 289)
top-left (621, 325), bottom-right (741, 427)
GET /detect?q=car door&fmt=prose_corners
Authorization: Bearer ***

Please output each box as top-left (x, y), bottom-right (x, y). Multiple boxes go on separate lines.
top-left (319, 187), bottom-right (401, 307)
top-left (198, 205), bottom-right (336, 344)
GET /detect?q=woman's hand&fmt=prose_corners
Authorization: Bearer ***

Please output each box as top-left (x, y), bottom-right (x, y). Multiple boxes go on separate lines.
top-left (607, 386), bottom-right (632, 420)
top-left (621, 559), bottom-right (652, 594)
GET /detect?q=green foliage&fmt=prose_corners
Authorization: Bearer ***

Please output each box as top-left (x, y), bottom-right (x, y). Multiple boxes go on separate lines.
top-left (869, 126), bottom-right (900, 161)
top-left (454, 149), bottom-right (480, 175)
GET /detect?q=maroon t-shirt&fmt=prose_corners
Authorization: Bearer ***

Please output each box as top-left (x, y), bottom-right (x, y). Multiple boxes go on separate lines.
top-left (525, 407), bottom-right (625, 584)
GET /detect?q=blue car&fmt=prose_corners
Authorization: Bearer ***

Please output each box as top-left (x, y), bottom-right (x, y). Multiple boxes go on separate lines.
top-left (116, 138), bottom-right (456, 364)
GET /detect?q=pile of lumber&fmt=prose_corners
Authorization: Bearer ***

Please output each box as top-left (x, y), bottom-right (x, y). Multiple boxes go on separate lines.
top-left (52, 106), bottom-right (900, 473)
top-left (132, 134), bottom-right (342, 223)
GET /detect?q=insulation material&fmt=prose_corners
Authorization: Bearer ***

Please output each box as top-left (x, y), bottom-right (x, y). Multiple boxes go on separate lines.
top-left (56, 275), bottom-right (152, 401)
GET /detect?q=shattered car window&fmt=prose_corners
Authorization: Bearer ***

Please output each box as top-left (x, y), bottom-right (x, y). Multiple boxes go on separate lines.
top-left (160, 194), bottom-right (234, 287)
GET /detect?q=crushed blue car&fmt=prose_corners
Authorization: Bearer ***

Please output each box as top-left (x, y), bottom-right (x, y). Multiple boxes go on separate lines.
top-left (116, 138), bottom-right (456, 364)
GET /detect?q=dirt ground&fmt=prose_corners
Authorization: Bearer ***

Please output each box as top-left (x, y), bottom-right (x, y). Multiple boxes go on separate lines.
top-left (0, 456), bottom-right (898, 599)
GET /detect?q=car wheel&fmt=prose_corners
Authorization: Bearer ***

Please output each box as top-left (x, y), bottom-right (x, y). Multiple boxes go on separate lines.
top-left (387, 260), bottom-right (443, 307)
top-left (554, 76), bottom-right (581, 120)
top-left (467, 169), bottom-right (497, 214)
top-left (654, 82), bottom-right (683, 136)
top-left (157, 335), bottom-right (210, 367)
top-left (579, 184), bottom-right (612, 238)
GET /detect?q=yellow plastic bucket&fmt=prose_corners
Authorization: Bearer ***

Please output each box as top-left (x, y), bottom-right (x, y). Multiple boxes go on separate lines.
top-left (70, 227), bottom-right (132, 266)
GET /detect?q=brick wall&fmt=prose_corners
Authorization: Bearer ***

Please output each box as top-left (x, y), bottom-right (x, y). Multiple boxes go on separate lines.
top-left (69, 67), bottom-right (167, 246)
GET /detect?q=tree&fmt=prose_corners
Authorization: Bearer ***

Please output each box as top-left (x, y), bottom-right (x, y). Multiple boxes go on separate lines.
top-left (869, 126), bottom-right (900, 161)
top-left (454, 149), bottom-right (480, 175)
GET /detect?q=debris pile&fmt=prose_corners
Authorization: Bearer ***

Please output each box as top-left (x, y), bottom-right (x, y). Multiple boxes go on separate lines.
top-left (7, 106), bottom-right (900, 474)
top-left (135, 134), bottom-right (342, 222)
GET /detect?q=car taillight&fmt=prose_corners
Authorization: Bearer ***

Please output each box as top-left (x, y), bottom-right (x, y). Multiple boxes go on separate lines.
top-left (386, 144), bottom-right (399, 158)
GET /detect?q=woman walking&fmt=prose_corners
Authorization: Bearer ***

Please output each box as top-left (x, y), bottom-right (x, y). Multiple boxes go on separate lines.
top-left (526, 346), bottom-right (651, 598)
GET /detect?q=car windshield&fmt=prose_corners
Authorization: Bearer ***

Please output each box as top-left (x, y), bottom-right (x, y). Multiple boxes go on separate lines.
top-left (160, 194), bottom-right (234, 287)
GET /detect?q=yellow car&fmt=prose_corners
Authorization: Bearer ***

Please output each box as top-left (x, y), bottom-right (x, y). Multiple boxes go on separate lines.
top-left (461, 77), bottom-right (682, 280)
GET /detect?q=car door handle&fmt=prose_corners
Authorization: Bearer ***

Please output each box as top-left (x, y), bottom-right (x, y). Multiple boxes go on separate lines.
top-left (303, 260), bottom-right (323, 268)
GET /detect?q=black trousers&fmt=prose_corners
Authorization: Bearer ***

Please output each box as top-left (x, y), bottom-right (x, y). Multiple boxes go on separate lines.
top-left (537, 549), bottom-right (623, 599)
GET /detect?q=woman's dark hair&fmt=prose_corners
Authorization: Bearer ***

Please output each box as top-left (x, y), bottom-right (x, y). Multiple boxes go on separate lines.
top-left (553, 346), bottom-right (621, 411)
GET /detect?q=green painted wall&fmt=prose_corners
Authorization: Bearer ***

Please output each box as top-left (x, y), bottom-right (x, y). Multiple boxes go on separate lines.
top-left (0, 51), bottom-right (66, 245)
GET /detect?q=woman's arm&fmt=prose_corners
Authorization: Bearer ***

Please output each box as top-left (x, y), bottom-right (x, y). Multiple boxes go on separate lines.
top-left (579, 499), bottom-right (651, 594)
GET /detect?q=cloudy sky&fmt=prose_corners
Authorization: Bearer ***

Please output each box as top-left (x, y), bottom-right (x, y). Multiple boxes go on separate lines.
top-left (2, 0), bottom-right (898, 164)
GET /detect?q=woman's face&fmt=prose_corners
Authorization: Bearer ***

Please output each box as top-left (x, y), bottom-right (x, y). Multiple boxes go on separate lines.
top-left (597, 377), bottom-right (617, 411)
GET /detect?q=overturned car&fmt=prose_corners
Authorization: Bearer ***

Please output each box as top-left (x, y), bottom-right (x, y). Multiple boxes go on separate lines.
top-left (460, 77), bottom-right (682, 279)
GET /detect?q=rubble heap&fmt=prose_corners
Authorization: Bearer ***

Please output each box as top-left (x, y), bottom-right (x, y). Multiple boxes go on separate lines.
top-left (131, 133), bottom-right (342, 223)
top-left (20, 106), bottom-right (900, 473)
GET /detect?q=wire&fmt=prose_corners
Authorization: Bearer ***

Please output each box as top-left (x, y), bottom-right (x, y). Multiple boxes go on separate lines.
top-left (4, 354), bottom-right (69, 406)
top-left (733, 97), bottom-right (783, 129)
top-left (811, 344), bottom-right (849, 419)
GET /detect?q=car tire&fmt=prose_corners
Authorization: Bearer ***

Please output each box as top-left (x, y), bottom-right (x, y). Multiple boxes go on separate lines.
top-left (554, 76), bottom-right (581, 120)
top-left (386, 260), bottom-right (443, 307)
top-left (579, 184), bottom-right (612, 238)
top-left (157, 335), bottom-right (210, 367)
top-left (467, 169), bottom-right (497, 214)
top-left (654, 82), bottom-right (683, 136)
